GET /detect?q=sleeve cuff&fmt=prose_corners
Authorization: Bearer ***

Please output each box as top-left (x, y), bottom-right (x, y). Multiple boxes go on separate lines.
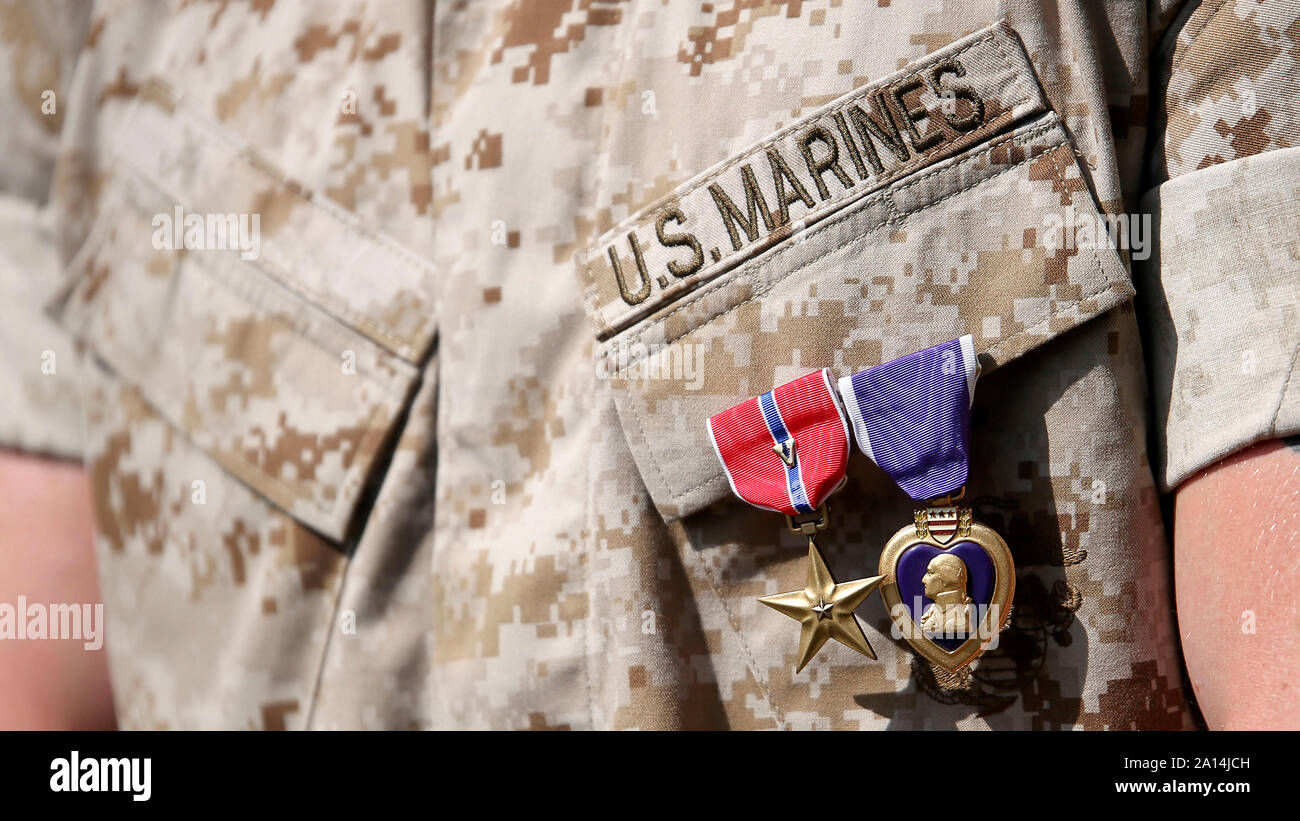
top-left (0, 197), bottom-right (83, 460)
top-left (1137, 146), bottom-right (1300, 491)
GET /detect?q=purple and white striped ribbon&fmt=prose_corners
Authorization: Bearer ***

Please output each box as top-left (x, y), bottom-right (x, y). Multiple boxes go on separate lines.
top-left (838, 335), bottom-right (978, 501)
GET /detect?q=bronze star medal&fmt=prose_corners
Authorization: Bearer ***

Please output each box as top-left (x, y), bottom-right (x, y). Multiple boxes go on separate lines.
top-left (707, 369), bottom-right (886, 674)
top-left (759, 540), bottom-right (883, 672)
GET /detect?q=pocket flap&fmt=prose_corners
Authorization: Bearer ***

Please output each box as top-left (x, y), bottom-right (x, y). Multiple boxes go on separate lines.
top-left (50, 108), bottom-right (430, 541)
top-left (576, 21), bottom-right (1050, 340)
top-left (585, 103), bottom-right (1133, 523)
top-left (114, 99), bottom-right (437, 364)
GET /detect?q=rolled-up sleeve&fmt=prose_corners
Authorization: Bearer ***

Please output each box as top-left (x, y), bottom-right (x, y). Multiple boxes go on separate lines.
top-left (0, 200), bottom-right (84, 458)
top-left (0, 1), bottom-right (91, 459)
top-left (1137, 147), bottom-right (1299, 491)
top-left (1137, 0), bottom-right (1300, 491)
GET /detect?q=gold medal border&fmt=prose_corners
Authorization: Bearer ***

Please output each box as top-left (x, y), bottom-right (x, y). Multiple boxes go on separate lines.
top-left (878, 521), bottom-right (1015, 672)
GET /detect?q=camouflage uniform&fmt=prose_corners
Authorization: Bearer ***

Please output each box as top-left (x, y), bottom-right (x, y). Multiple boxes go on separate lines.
top-left (0, 0), bottom-right (1295, 729)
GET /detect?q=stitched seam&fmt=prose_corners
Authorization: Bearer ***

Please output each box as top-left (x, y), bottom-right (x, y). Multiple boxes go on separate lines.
top-left (671, 272), bottom-right (1131, 498)
top-left (686, 547), bottom-right (788, 730)
top-left (642, 141), bottom-right (1133, 502)
top-left (625, 382), bottom-right (677, 506)
top-left (208, 397), bottom-right (396, 522)
top-left (630, 138), bottom-right (1055, 500)
top-left (578, 29), bottom-right (1033, 330)
top-left (676, 473), bottom-right (729, 500)
top-left (247, 223), bottom-right (424, 361)
top-left (1170, 0), bottom-right (1233, 72)
top-left (99, 175), bottom-right (405, 521)
top-left (1269, 343), bottom-right (1300, 432)
top-left (173, 105), bottom-right (439, 324)
top-left (116, 161), bottom-right (414, 396)
top-left (147, 104), bottom-right (437, 359)
top-left (591, 108), bottom-right (1027, 337)
top-left (580, 32), bottom-right (1006, 256)
top-left (84, 326), bottom-right (397, 522)
top-left (985, 21), bottom-right (1033, 122)
top-left (644, 140), bottom-right (1050, 496)
top-left (606, 119), bottom-right (1061, 370)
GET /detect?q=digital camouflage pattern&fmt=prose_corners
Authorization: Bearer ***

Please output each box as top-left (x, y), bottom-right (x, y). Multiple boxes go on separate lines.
top-left (1155, 0), bottom-right (1300, 181)
top-left (0, 0), bottom-right (85, 459)
top-left (576, 23), bottom-right (1051, 337)
top-left (1139, 0), bottom-right (1300, 490)
top-left (1138, 146), bottom-right (1300, 491)
top-left (0, 0), bottom-right (1294, 729)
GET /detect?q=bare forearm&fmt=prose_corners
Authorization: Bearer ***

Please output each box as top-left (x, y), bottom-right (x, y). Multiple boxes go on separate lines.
top-left (1175, 438), bottom-right (1300, 730)
top-left (0, 449), bottom-right (115, 729)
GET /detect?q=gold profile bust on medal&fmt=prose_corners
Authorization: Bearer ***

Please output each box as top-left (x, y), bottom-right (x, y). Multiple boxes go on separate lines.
top-left (708, 337), bottom-right (1015, 681)
top-left (877, 487), bottom-right (1014, 674)
top-left (840, 335), bottom-right (1014, 680)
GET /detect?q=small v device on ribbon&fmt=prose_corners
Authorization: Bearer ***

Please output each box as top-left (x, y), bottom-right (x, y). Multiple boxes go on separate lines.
top-left (706, 337), bottom-right (1016, 683)
top-left (707, 369), bottom-right (883, 673)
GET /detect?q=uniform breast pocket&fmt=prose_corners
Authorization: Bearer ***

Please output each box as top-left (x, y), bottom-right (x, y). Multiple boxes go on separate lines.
top-left (49, 100), bottom-right (436, 729)
top-left (576, 23), bottom-right (1134, 726)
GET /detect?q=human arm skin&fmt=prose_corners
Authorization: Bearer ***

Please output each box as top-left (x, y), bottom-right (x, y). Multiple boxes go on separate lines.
top-left (0, 449), bottom-right (115, 729)
top-left (1175, 437), bottom-right (1300, 730)
top-left (0, 434), bottom-right (1293, 731)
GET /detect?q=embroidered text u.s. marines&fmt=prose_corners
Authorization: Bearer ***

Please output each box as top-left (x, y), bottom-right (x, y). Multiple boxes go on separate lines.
top-left (2, 0), bottom-right (1296, 729)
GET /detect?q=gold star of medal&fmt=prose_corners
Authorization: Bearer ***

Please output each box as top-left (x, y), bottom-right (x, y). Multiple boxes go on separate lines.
top-left (759, 542), bottom-right (884, 672)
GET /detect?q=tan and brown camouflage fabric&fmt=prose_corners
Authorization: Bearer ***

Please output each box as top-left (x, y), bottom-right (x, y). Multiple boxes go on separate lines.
top-left (0, 0), bottom-right (1294, 729)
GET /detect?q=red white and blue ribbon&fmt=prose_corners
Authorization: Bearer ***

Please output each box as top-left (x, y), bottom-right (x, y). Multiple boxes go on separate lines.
top-left (708, 369), bottom-right (849, 516)
top-left (838, 335), bottom-right (978, 502)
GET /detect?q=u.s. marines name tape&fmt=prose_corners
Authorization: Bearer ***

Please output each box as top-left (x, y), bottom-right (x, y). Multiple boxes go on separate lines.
top-left (575, 21), bottom-right (1048, 339)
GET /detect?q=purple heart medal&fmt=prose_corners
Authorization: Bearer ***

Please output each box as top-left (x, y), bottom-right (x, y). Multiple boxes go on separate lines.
top-left (839, 335), bottom-right (1014, 683)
